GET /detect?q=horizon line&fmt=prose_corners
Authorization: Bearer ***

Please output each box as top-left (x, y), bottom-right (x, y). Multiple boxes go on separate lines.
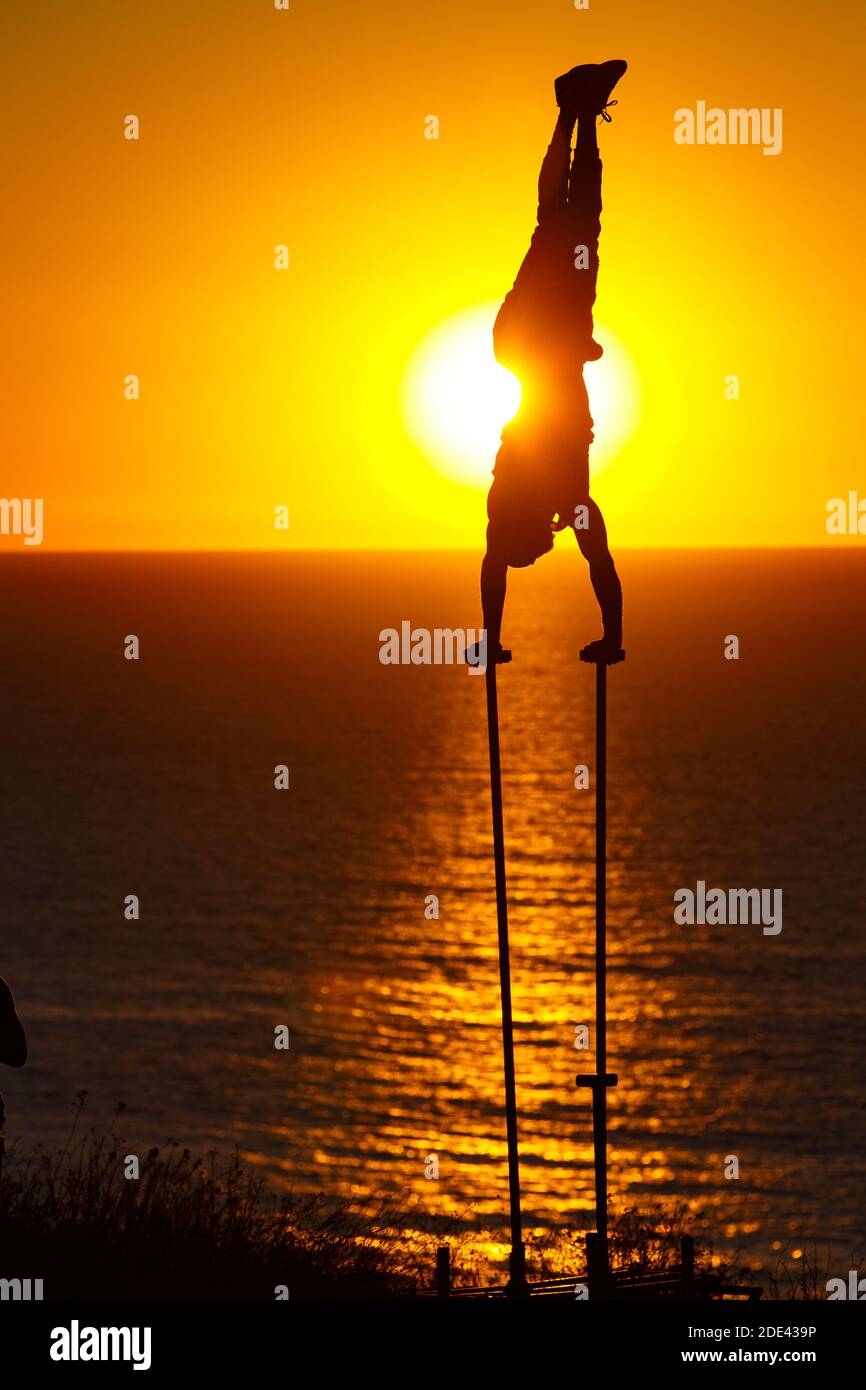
top-left (0, 543), bottom-right (862, 558)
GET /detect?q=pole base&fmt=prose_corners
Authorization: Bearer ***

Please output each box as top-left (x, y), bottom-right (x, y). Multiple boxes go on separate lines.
top-left (505, 1242), bottom-right (530, 1299)
top-left (586, 1230), bottom-right (611, 1294)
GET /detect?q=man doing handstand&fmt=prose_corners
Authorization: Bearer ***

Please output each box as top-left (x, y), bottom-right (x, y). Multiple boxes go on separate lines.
top-left (480, 60), bottom-right (628, 666)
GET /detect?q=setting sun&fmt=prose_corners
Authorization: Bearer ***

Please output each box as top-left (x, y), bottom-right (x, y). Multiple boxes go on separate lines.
top-left (402, 303), bottom-right (641, 490)
top-left (401, 303), bottom-right (522, 488)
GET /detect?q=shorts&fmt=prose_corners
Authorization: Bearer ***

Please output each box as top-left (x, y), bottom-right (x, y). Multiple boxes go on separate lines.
top-left (487, 431), bottom-right (591, 569)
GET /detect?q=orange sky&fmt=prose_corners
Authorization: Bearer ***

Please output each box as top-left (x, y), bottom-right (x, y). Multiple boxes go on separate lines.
top-left (2, 0), bottom-right (864, 550)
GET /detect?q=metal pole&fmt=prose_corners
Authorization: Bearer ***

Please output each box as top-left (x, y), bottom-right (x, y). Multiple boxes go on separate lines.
top-left (594, 659), bottom-right (608, 1252)
top-left (576, 655), bottom-right (619, 1284)
top-left (484, 662), bottom-right (528, 1296)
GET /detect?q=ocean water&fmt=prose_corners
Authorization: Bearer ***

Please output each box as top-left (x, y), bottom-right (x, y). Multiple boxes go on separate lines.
top-left (1, 548), bottom-right (864, 1284)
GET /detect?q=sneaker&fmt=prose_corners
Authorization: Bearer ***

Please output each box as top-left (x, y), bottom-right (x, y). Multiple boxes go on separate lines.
top-left (555, 59), bottom-right (627, 116)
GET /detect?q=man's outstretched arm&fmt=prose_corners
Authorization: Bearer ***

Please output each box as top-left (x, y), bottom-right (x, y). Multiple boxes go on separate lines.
top-left (481, 547), bottom-right (510, 662)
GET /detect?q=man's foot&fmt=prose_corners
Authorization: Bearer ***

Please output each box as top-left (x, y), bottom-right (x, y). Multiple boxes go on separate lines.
top-left (555, 60), bottom-right (627, 117)
top-left (580, 637), bottom-right (625, 665)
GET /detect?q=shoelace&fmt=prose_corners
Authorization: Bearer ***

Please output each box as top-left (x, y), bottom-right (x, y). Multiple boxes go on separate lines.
top-left (600, 100), bottom-right (618, 123)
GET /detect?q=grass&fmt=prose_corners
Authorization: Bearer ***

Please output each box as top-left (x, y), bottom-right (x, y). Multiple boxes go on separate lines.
top-left (0, 1095), bottom-right (775, 1301)
top-left (0, 1097), bottom-right (431, 1299)
top-left (768, 1243), bottom-right (864, 1300)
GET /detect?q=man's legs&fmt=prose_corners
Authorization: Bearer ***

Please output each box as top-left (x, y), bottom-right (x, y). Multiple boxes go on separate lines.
top-left (563, 111), bottom-right (604, 356)
top-left (537, 108), bottom-right (577, 224)
top-left (574, 499), bottom-right (623, 658)
top-left (495, 62), bottom-right (625, 370)
top-left (492, 109), bottom-right (576, 369)
top-left (570, 104), bottom-right (602, 203)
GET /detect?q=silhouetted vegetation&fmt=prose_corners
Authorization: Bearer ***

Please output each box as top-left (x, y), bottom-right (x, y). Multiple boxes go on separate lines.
top-left (0, 1098), bottom-right (427, 1299)
top-left (768, 1242), bottom-right (864, 1300)
top-left (0, 1098), bottom-right (801, 1300)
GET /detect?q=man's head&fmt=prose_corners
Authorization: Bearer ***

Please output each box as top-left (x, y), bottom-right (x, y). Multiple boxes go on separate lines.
top-left (487, 476), bottom-right (556, 570)
top-left (506, 526), bottom-right (555, 569)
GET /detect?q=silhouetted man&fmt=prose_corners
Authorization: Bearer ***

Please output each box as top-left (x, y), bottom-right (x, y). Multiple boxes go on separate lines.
top-left (480, 61), bottom-right (627, 665)
top-left (0, 977), bottom-right (27, 1177)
